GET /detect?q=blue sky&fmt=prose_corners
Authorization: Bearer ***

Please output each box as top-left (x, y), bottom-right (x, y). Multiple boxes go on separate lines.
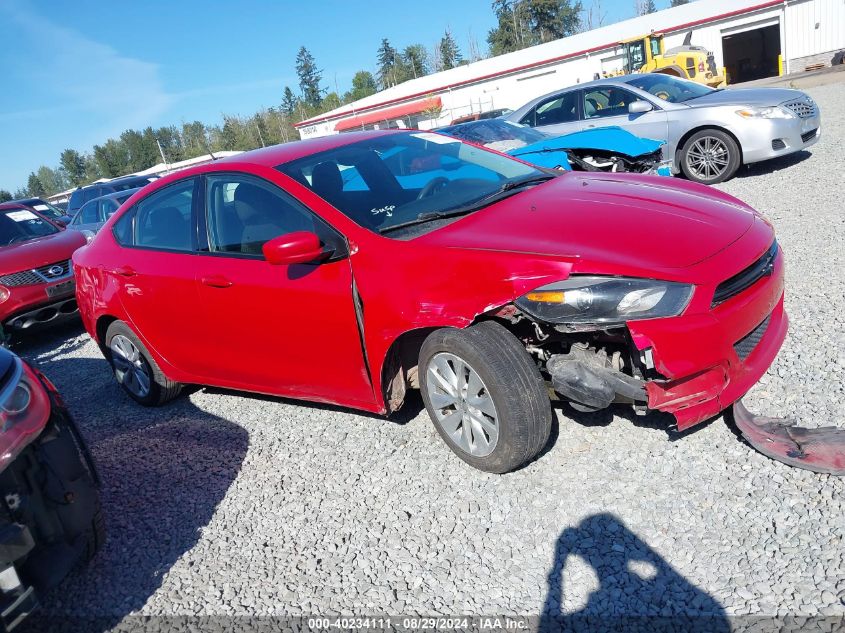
top-left (0, 0), bottom-right (674, 191)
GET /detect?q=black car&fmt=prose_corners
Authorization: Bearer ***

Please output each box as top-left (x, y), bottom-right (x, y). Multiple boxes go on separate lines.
top-left (67, 175), bottom-right (156, 215)
top-left (68, 188), bottom-right (140, 234)
top-left (9, 199), bottom-right (71, 226)
top-left (0, 348), bottom-right (102, 630)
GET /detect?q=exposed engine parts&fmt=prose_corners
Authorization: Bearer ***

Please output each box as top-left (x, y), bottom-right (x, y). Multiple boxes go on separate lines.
top-left (565, 148), bottom-right (664, 174)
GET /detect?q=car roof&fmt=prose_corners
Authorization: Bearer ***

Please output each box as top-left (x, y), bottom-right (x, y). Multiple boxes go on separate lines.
top-left (0, 202), bottom-right (30, 211)
top-left (214, 129), bottom-right (404, 169)
top-left (10, 197), bottom-right (46, 205)
top-left (83, 187), bottom-right (142, 204)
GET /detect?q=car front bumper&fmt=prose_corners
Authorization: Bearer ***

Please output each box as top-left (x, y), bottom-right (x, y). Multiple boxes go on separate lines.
top-left (739, 115), bottom-right (821, 165)
top-left (629, 250), bottom-right (787, 431)
top-left (0, 280), bottom-right (79, 331)
top-left (0, 375), bottom-right (100, 631)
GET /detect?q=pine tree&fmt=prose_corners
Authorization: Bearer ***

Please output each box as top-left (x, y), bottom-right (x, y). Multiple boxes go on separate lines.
top-left (670, 0), bottom-right (689, 6)
top-left (438, 29), bottom-right (463, 70)
top-left (282, 86), bottom-right (298, 117)
top-left (295, 46), bottom-right (323, 108)
top-left (376, 39), bottom-right (399, 89)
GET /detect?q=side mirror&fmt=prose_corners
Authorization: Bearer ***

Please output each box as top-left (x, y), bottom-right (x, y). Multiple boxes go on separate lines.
top-left (262, 231), bottom-right (324, 265)
top-left (629, 100), bottom-right (654, 114)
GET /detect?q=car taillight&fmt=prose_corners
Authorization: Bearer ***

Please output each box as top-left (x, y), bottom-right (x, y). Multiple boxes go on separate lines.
top-left (0, 287), bottom-right (9, 304)
top-left (0, 358), bottom-right (50, 472)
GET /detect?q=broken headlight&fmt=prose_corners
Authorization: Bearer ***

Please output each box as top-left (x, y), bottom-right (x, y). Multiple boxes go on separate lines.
top-left (515, 276), bottom-right (693, 325)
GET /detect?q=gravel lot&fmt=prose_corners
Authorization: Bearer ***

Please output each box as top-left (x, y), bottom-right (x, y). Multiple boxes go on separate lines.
top-left (18, 81), bottom-right (845, 630)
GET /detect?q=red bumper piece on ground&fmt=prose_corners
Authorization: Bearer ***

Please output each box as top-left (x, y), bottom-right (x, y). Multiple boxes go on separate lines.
top-left (733, 400), bottom-right (845, 475)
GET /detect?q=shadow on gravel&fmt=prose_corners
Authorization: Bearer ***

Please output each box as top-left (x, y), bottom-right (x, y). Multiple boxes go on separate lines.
top-left (539, 514), bottom-right (730, 633)
top-left (18, 354), bottom-right (249, 633)
top-left (736, 150), bottom-right (812, 178)
top-left (555, 402), bottom-right (715, 442)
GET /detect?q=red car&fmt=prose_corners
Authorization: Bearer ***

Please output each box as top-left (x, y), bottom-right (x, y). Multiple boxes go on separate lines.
top-left (0, 203), bottom-right (88, 333)
top-left (0, 346), bottom-right (102, 627)
top-left (73, 130), bottom-right (786, 473)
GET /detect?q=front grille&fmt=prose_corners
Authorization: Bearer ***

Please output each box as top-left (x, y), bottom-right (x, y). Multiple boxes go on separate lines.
top-left (734, 314), bottom-right (771, 361)
top-left (782, 97), bottom-right (817, 119)
top-left (801, 129), bottom-right (818, 143)
top-left (0, 259), bottom-right (72, 287)
top-left (712, 241), bottom-right (778, 307)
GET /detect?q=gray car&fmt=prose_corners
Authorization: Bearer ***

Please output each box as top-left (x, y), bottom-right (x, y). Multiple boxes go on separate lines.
top-left (68, 188), bottom-right (140, 234)
top-left (506, 74), bottom-right (821, 184)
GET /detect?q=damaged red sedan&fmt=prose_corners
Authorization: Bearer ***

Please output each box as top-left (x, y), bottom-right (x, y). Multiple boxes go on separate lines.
top-left (73, 130), bottom-right (786, 473)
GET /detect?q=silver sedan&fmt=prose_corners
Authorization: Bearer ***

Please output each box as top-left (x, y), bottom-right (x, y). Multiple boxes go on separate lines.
top-left (506, 74), bottom-right (821, 184)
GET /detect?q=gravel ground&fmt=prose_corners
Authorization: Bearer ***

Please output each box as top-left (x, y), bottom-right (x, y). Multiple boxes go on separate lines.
top-left (17, 81), bottom-right (845, 631)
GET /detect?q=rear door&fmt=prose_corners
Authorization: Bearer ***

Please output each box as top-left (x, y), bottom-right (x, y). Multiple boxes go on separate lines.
top-left (107, 177), bottom-right (204, 375)
top-left (579, 85), bottom-right (668, 142)
top-left (192, 172), bottom-right (374, 406)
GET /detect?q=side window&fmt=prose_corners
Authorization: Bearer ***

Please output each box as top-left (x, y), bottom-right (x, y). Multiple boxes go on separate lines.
top-left (78, 200), bottom-right (99, 224)
top-left (530, 92), bottom-right (579, 127)
top-left (133, 179), bottom-right (195, 251)
top-left (82, 187), bottom-right (100, 204)
top-left (583, 87), bottom-right (639, 119)
top-left (205, 174), bottom-right (321, 256)
top-left (98, 199), bottom-right (117, 221)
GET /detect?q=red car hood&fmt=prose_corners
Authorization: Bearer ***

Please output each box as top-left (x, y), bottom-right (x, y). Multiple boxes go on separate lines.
top-left (418, 173), bottom-right (756, 271)
top-left (0, 230), bottom-right (86, 274)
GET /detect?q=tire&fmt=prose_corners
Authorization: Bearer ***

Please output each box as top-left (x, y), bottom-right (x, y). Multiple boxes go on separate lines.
top-left (679, 129), bottom-right (741, 184)
top-left (418, 320), bottom-right (552, 473)
top-left (104, 320), bottom-right (181, 406)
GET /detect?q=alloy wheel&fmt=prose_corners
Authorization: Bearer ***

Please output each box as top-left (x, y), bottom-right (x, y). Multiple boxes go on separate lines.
top-left (426, 352), bottom-right (499, 457)
top-left (110, 334), bottom-right (152, 398)
top-left (686, 136), bottom-right (730, 181)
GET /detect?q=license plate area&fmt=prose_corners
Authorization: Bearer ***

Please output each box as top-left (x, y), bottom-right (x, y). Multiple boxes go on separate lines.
top-left (46, 279), bottom-right (75, 298)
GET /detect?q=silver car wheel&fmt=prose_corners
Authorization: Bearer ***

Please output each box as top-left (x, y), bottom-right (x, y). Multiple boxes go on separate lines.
top-left (426, 352), bottom-right (499, 457)
top-left (685, 136), bottom-right (730, 181)
top-left (110, 334), bottom-right (151, 398)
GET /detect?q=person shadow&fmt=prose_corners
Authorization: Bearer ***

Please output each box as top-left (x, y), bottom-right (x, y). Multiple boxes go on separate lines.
top-left (540, 513), bottom-right (730, 633)
top-left (12, 327), bottom-right (249, 633)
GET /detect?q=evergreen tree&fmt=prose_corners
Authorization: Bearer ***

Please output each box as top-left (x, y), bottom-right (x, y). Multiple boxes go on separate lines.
top-left (282, 86), bottom-right (298, 117)
top-left (636, 0), bottom-right (657, 14)
top-left (438, 28), bottom-right (463, 70)
top-left (488, 0), bottom-right (581, 56)
top-left (376, 38), bottom-right (399, 89)
top-left (26, 173), bottom-right (45, 197)
top-left (670, 0), bottom-right (689, 6)
top-left (295, 46), bottom-right (323, 108)
top-left (403, 45), bottom-right (429, 79)
top-left (0, 190), bottom-right (12, 203)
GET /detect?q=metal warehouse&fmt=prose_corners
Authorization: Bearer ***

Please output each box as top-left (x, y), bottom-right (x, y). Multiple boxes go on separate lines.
top-left (296, 0), bottom-right (844, 138)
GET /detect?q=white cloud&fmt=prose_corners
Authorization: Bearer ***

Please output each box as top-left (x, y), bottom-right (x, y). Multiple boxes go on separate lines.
top-left (0, 1), bottom-right (172, 143)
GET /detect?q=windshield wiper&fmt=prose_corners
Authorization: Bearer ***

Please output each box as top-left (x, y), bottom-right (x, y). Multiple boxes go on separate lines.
top-left (379, 173), bottom-right (557, 235)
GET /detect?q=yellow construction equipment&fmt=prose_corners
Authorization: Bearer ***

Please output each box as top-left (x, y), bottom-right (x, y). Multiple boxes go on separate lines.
top-left (620, 31), bottom-right (726, 88)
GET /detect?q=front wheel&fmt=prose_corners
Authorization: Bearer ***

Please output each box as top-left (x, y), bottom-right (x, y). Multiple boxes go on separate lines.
top-left (679, 129), bottom-right (741, 184)
top-left (419, 321), bottom-right (552, 473)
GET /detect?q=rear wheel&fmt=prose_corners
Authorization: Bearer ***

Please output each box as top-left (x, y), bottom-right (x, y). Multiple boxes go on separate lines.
top-left (679, 129), bottom-right (741, 184)
top-left (105, 321), bottom-right (181, 406)
top-left (419, 321), bottom-right (552, 473)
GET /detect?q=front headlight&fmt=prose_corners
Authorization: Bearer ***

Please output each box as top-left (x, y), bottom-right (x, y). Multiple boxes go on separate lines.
top-left (0, 357), bottom-right (50, 469)
top-left (736, 106), bottom-right (794, 120)
top-left (515, 276), bottom-right (694, 325)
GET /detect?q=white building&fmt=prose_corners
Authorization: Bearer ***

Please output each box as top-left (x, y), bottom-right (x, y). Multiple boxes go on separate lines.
top-left (295, 0), bottom-right (844, 139)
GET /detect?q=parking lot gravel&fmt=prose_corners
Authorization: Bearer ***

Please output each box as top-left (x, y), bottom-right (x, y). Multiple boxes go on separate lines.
top-left (18, 81), bottom-right (845, 630)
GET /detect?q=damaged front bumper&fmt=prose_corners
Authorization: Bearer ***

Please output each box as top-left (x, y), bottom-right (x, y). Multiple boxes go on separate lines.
top-left (733, 400), bottom-right (845, 475)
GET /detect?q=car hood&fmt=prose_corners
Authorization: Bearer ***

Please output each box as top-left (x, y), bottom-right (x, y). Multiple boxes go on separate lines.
top-left (0, 229), bottom-right (86, 274)
top-left (685, 87), bottom-right (808, 108)
top-left (508, 127), bottom-right (664, 160)
top-left (418, 173), bottom-right (756, 271)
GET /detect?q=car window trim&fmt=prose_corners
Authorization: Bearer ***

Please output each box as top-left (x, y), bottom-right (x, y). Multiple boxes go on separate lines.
top-left (111, 176), bottom-right (201, 255)
top-left (524, 89), bottom-right (583, 127)
top-left (196, 171), bottom-right (350, 263)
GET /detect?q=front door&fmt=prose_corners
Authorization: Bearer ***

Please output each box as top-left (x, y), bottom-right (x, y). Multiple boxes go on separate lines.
top-left (579, 86), bottom-right (669, 142)
top-left (193, 172), bottom-right (374, 407)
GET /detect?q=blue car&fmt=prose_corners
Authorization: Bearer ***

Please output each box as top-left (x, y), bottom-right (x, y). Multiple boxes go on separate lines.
top-left (437, 119), bottom-right (672, 175)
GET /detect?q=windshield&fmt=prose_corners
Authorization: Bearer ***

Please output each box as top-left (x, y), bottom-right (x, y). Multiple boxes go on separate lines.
top-left (438, 120), bottom-right (546, 151)
top-left (25, 200), bottom-right (64, 219)
top-left (277, 132), bottom-right (542, 236)
top-left (0, 208), bottom-right (59, 245)
top-left (623, 74), bottom-right (714, 103)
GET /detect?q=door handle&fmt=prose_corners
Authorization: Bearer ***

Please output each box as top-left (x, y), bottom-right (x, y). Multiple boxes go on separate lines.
top-left (111, 266), bottom-right (136, 277)
top-left (201, 276), bottom-right (233, 288)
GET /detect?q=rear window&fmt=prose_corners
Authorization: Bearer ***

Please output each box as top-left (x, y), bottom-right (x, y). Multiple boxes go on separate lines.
top-left (0, 208), bottom-right (59, 245)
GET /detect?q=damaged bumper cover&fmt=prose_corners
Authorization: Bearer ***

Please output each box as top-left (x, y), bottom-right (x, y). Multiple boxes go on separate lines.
top-left (733, 400), bottom-right (845, 475)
